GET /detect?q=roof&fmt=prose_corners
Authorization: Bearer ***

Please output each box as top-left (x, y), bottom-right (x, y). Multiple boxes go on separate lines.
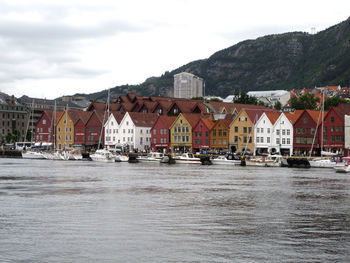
top-left (201, 119), bottom-right (215, 130)
top-left (333, 103), bottom-right (350, 119)
top-left (181, 113), bottom-right (202, 127)
top-left (284, 110), bottom-right (303, 124)
top-left (128, 112), bottom-right (158, 127)
top-left (305, 110), bottom-right (327, 125)
top-left (265, 112), bottom-right (281, 125)
top-left (155, 115), bottom-right (177, 128)
top-left (111, 111), bottom-right (125, 124)
top-left (326, 85), bottom-right (340, 91)
top-left (244, 108), bottom-right (275, 124)
top-left (247, 90), bottom-right (289, 97)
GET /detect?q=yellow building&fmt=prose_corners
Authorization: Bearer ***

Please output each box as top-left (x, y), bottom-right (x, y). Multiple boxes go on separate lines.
top-left (169, 113), bottom-right (201, 153)
top-left (229, 108), bottom-right (267, 154)
top-left (56, 109), bottom-right (80, 150)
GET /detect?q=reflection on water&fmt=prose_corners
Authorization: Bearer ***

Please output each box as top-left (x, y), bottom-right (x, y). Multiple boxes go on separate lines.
top-left (0, 158), bottom-right (350, 262)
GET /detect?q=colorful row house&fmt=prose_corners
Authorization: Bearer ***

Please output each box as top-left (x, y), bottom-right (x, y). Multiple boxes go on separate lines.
top-left (104, 112), bottom-right (158, 152)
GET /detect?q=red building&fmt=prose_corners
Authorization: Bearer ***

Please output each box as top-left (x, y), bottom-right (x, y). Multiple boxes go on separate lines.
top-left (85, 110), bottom-right (104, 150)
top-left (73, 111), bottom-right (92, 148)
top-left (151, 116), bottom-right (176, 152)
top-left (35, 110), bottom-right (62, 144)
top-left (293, 110), bottom-right (324, 156)
top-left (192, 118), bottom-right (214, 152)
top-left (322, 104), bottom-right (350, 155)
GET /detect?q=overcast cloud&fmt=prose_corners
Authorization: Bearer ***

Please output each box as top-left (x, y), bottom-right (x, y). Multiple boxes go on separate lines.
top-left (0, 0), bottom-right (349, 99)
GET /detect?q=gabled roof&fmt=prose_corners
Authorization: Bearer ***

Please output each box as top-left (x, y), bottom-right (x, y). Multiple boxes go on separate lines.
top-left (245, 108), bottom-right (275, 124)
top-left (305, 110), bottom-right (327, 125)
top-left (284, 110), bottom-right (303, 124)
top-left (201, 119), bottom-right (215, 130)
top-left (87, 102), bottom-right (120, 111)
top-left (326, 85), bottom-right (340, 91)
top-left (154, 115), bottom-right (177, 128)
top-left (110, 111), bottom-right (125, 124)
top-left (332, 103), bottom-right (350, 119)
top-left (128, 112), bottom-right (158, 127)
top-left (265, 112), bottom-right (281, 125)
top-left (181, 113), bottom-right (211, 128)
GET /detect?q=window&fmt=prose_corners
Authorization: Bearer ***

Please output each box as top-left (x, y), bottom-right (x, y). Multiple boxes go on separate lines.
top-left (311, 128), bottom-right (315, 135)
top-left (243, 137), bottom-right (247, 143)
top-left (267, 137), bottom-right (270, 143)
top-left (276, 138), bottom-right (280, 144)
top-left (282, 138), bottom-right (285, 144)
top-left (287, 129), bottom-right (290, 135)
top-left (267, 128), bottom-right (270, 133)
top-left (153, 138), bottom-right (157, 143)
top-left (205, 131), bottom-right (209, 137)
top-left (43, 119), bottom-right (46, 125)
top-left (282, 129), bottom-right (285, 135)
top-left (256, 137), bottom-right (260, 143)
top-left (287, 138), bottom-right (290, 144)
top-left (303, 117), bottom-right (308, 124)
top-left (212, 130), bottom-right (216, 136)
top-left (243, 127), bottom-right (247, 133)
top-left (260, 137), bottom-right (264, 143)
top-left (330, 117), bottom-right (335, 123)
top-left (234, 126), bottom-right (238, 132)
top-left (261, 128), bottom-right (264, 133)
top-left (234, 136), bottom-right (238, 142)
top-left (257, 128), bottom-right (260, 133)
top-left (248, 127), bottom-right (252, 134)
top-left (276, 129), bottom-right (280, 135)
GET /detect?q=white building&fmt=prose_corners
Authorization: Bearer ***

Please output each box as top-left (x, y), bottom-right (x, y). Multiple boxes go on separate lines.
top-left (247, 90), bottom-right (290, 108)
top-left (174, 72), bottom-right (203, 99)
top-left (255, 112), bottom-right (294, 156)
top-left (104, 112), bottom-right (125, 148)
top-left (105, 112), bottom-right (157, 152)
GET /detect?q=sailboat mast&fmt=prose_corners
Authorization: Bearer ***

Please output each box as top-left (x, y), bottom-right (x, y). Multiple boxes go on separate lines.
top-left (321, 89), bottom-right (325, 155)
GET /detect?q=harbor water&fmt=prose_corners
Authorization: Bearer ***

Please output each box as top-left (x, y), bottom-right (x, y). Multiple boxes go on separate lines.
top-left (1, 158), bottom-right (350, 262)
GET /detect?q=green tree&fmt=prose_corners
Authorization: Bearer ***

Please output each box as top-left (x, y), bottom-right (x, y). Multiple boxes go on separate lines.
top-left (5, 132), bottom-right (15, 143)
top-left (324, 96), bottom-right (347, 110)
top-left (290, 94), bottom-right (320, 110)
top-left (191, 97), bottom-right (204, 100)
top-left (274, 101), bottom-right (282, 110)
top-left (233, 92), bottom-right (258, 105)
top-left (209, 97), bottom-right (223, 102)
top-left (26, 129), bottom-right (34, 142)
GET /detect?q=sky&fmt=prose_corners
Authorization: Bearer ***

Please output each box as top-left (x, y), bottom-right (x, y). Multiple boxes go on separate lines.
top-left (0, 0), bottom-right (349, 99)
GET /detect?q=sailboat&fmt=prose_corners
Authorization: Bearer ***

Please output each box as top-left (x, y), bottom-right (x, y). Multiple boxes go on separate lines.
top-left (90, 89), bottom-right (116, 163)
top-left (308, 90), bottom-right (337, 168)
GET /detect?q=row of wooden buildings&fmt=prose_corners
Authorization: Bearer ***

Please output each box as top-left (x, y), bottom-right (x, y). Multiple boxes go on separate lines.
top-left (33, 93), bottom-right (350, 156)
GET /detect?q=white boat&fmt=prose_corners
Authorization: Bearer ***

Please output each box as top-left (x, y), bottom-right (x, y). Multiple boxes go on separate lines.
top-left (309, 157), bottom-right (337, 168)
top-left (90, 149), bottom-right (116, 163)
top-left (245, 155), bottom-right (282, 167)
top-left (22, 150), bottom-right (45, 159)
top-left (211, 155), bottom-right (241, 165)
top-left (42, 151), bottom-right (65, 160)
top-left (334, 157), bottom-right (350, 173)
top-left (137, 152), bottom-right (164, 162)
top-left (174, 153), bottom-right (201, 164)
top-left (114, 154), bottom-right (129, 162)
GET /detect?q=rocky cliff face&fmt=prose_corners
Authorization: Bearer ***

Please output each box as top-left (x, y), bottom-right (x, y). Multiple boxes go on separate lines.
top-left (83, 17), bottom-right (350, 101)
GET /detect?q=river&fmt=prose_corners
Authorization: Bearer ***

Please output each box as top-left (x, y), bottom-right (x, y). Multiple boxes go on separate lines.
top-left (0, 158), bottom-right (350, 262)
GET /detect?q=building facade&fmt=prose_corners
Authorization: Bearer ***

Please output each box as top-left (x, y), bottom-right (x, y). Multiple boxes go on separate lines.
top-left (151, 116), bottom-right (176, 152)
top-left (174, 72), bottom-right (203, 99)
top-left (0, 93), bottom-right (29, 143)
top-left (192, 119), bottom-right (214, 152)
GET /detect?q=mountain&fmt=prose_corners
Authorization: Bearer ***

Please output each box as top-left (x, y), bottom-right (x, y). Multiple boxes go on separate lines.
top-left (79, 17), bottom-right (350, 101)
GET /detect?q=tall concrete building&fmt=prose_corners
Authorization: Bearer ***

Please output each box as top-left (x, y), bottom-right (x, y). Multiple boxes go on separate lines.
top-left (174, 72), bottom-right (203, 99)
